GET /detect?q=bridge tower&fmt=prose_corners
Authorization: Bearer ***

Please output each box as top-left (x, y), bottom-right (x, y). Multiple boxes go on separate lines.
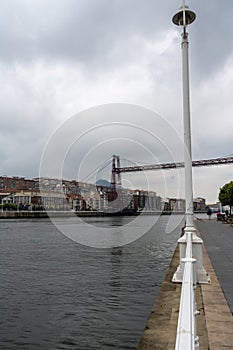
top-left (105, 155), bottom-right (122, 204)
top-left (111, 155), bottom-right (122, 189)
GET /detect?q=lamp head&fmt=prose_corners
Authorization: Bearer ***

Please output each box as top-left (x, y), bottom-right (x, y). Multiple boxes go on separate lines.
top-left (172, 5), bottom-right (196, 26)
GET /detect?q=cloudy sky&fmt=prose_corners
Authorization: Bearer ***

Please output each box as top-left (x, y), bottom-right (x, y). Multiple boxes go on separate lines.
top-left (0, 0), bottom-right (233, 203)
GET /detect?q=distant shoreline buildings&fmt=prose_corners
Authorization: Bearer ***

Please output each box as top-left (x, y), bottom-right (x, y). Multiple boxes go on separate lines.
top-left (0, 175), bottom-right (208, 213)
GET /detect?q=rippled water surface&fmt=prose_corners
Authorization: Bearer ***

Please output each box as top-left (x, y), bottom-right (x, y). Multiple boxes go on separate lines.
top-left (0, 215), bottom-right (183, 349)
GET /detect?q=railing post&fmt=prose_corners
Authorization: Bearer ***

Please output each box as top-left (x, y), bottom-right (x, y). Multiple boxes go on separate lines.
top-left (174, 230), bottom-right (200, 350)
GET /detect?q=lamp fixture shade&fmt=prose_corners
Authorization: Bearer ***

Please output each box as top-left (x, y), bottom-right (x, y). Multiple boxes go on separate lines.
top-left (172, 5), bottom-right (196, 26)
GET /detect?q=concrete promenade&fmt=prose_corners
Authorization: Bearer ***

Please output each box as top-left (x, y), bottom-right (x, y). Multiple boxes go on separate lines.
top-left (197, 220), bottom-right (233, 312)
top-left (138, 219), bottom-right (233, 349)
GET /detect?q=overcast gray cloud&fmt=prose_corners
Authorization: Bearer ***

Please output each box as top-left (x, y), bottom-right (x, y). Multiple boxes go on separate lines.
top-left (0, 0), bottom-right (233, 203)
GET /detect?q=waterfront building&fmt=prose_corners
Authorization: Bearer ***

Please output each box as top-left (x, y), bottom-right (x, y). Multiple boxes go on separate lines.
top-left (12, 190), bottom-right (67, 210)
top-left (0, 193), bottom-right (12, 204)
top-left (0, 176), bottom-right (38, 191)
top-left (193, 197), bottom-right (206, 212)
top-left (1, 175), bottom-right (206, 214)
top-left (161, 200), bottom-right (170, 212)
top-left (39, 177), bottom-right (69, 193)
top-left (146, 192), bottom-right (162, 211)
top-left (133, 190), bottom-right (148, 211)
top-left (169, 198), bottom-right (186, 212)
top-left (66, 193), bottom-right (86, 211)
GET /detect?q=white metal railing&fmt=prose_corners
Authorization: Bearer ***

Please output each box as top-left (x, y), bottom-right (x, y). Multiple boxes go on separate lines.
top-left (175, 232), bottom-right (199, 350)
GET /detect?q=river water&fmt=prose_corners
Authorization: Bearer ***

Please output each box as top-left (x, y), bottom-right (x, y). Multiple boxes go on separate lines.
top-left (0, 215), bottom-right (184, 350)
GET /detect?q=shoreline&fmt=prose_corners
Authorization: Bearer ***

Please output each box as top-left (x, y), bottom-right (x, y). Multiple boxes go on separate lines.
top-left (0, 210), bottom-right (206, 219)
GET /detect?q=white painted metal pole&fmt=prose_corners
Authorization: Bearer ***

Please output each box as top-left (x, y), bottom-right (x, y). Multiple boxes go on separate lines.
top-left (172, 4), bottom-right (208, 284)
top-left (182, 31), bottom-right (194, 230)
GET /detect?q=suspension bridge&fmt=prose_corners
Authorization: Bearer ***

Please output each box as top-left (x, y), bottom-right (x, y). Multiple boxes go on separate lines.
top-left (108, 154), bottom-right (233, 187)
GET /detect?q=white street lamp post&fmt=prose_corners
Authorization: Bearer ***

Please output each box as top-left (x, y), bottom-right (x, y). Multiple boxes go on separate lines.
top-left (172, 2), bottom-right (208, 283)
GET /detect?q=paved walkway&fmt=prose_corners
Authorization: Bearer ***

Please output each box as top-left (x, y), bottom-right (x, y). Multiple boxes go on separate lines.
top-left (137, 244), bottom-right (210, 349)
top-left (138, 220), bottom-right (233, 349)
top-left (196, 220), bottom-right (233, 313)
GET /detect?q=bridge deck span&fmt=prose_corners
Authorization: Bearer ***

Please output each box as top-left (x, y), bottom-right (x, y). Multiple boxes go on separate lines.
top-left (115, 156), bottom-right (233, 173)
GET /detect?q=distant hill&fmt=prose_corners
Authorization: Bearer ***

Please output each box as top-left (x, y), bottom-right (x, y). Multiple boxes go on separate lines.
top-left (96, 179), bottom-right (112, 188)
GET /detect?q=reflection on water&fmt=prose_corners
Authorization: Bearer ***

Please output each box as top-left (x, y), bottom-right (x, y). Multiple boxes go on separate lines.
top-left (0, 215), bottom-right (184, 349)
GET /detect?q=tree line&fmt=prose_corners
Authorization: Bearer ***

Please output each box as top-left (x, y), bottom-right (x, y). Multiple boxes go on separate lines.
top-left (219, 181), bottom-right (233, 215)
